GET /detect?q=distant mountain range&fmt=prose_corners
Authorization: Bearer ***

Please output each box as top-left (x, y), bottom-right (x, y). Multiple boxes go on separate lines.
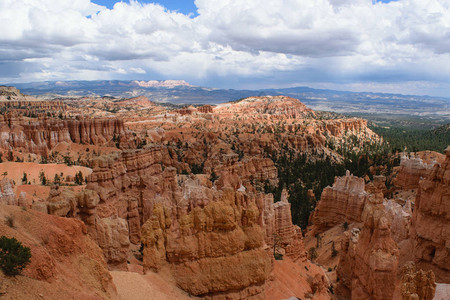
top-left (8, 80), bottom-right (450, 118)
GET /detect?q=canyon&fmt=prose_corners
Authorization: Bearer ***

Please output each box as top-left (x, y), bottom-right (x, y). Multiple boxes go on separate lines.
top-left (0, 86), bottom-right (448, 299)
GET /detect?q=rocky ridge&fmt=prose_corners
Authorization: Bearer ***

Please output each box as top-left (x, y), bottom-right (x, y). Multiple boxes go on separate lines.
top-left (410, 146), bottom-right (450, 283)
top-left (310, 170), bottom-right (368, 233)
top-left (336, 186), bottom-right (399, 300)
top-left (0, 204), bottom-right (117, 299)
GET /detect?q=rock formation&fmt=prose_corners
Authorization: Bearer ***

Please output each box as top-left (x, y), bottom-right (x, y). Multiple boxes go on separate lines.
top-left (0, 116), bottom-right (130, 155)
top-left (0, 90), bottom-right (386, 298)
top-left (0, 86), bottom-right (66, 116)
top-left (400, 261), bottom-right (436, 300)
top-left (410, 146), bottom-right (450, 283)
top-left (215, 96), bottom-right (315, 119)
top-left (0, 203), bottom-right (117, 299)
top-left (141, 188), bottom-right (273, 299)
top-left (384, 198), bottom-right (412, 243)
top-left (336, 188), bottom-right (399, 300)
top-left (310, 170), bottom-right (368, 233)
top-left (272, 189), bottom-right (307, 261)
top-left (0, 178), bottom-right (17, 206)
top-left (394, 153), bottom-right (442, 189)
top-left (140, 185), bottom-right (307, 299)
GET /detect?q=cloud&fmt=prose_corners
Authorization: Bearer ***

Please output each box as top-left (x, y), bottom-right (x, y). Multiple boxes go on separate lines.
top-left (0, 0), bottom-right (449, 96)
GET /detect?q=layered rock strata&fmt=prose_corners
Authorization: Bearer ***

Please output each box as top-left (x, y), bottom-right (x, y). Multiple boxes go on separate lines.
top-left (394, 153), bottom-right (441, 189)
top-left (410, 146), bottom-right (450, 282)
top-left (336, 188), bottom-right (399, 300)
top-left (0, 203), bottom-right (117, 299)
top-left (311, 170), bottom-right (368, 233)
top-left (140, 186), bottom-right (306, 299)
top-left (141, 188), bottom-right (272, 299)
top-left (0, 117), bottom-right (129, 155)
top-left (400, 261), bottom-right (436, 300)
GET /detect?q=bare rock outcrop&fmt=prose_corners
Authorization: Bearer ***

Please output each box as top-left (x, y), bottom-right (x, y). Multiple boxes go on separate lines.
top-left (410, 146), bottom-right (450, 282)
top-left (215, 96), bottom-right (315, 119)
top-left (272, 189), bottom-right (307, 261)
top-left (394, 152), bottom-right (442, 189)
top-left (384, 198), bottom-right (413, 243)
top-left (139, 183), bottom-right (308, 299)
top-left (0, 178), bottom-right (17, 206)
top-left (336, 189), bottom-right (399, 300)
top-left (401, 261), bottom-right (436, 300)
top-left (0, 203), bottom-right (117, 299)
top-left (141, 188), bottom-right (272, 299)
top-left (0, 117), bottom-right (129, 155)
top-left (310, 170), bottom-right (368, 233)
top-left (95, 216), bottom-right (131, 270)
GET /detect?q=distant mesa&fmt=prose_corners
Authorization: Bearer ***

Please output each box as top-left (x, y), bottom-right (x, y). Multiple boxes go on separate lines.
top-left (133, 80), bottom-right (191, 88)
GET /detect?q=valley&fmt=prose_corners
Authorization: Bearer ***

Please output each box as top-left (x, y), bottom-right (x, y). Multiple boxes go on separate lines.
top-left (0, 85), bottom-right (448, 300)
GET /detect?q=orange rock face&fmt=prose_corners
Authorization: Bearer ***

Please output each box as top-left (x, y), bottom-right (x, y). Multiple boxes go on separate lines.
top-left (400, 261), bottom-right (436, 300)
top-left (141, 188), bottom-right (272, 299)
top-left (336, 190), bottom-right (399, 300)
top-left (394, 152), bottom-right (444, 189)
top-left (273, 190), bottom-right (307, 261)
top-left (0, 178), bottom-right (17, 206)
top-left (0, 117), bottom-right (129, 155)
top-left (0, 204), bottom-right (117, 299)
top-left (410, 146), bottom-right (450, 283)
top-left (140, 186), bottom-right (307, 299)
top-left (311, 171), bottom-right (368, 233)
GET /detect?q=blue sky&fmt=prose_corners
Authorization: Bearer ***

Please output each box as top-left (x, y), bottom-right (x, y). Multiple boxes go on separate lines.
top-left (1, 0), bottom-right (449, 97)
top-left (91, 0), bottom-right (198, 16)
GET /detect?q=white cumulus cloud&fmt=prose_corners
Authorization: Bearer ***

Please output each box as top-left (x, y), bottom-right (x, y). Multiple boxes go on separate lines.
top-left (0, 0), bottom-right (449, 96)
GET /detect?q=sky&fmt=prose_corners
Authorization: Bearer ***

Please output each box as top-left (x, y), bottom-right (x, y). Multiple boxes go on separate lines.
top-left (1, 0), bottom-right (449, 97)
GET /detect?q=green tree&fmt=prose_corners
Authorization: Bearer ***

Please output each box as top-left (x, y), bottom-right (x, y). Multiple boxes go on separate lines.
top-left (210, 171), bottom-right (218, 183)
top-left (53, 174), bottom-right (61, 185)
top-left (331, 241), bottom-right (338, 257)
top-left (0, 236), bottom-right (31, 276)
top-left (21, 173), bottom-right (28, 185)
top-left (7, 150), bottom-right (13, 161)
top-left (39, 171), bottom-right (47, 185)
top-left (74, 171), bottom-right (84, 185)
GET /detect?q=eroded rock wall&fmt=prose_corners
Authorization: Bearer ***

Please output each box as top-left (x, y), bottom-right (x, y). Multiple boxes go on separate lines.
top-left (410, 146), bottom-right (450, 283)
top-left (311, 171), bottom-right (368, 233)
top-left (0, 117), bottom-right (129, 155)
top-left (336, 189), bottom-right (399, 300)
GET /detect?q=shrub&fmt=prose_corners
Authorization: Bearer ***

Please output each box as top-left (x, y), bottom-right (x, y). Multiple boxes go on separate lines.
top-left (21, 172), bottom-right (28, 185)
top-left (274, 253), bottom-right (283, 260)
top-left (74, 171), bottom-right (84, 185)
top-left (39, 171), bottom-right (47, 185)
top-left (4, 215), bottom-right (14, 228)
top-left (0, 236), bottom-right (31, 276)
top-left (331, 241), bottom-right (338, 257)
top-left (343, 221), bottom-right (349, 231)
top-left (309, 247), bottom-right (318, 261)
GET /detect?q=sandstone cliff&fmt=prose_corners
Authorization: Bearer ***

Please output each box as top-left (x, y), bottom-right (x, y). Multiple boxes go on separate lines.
top-left (410, 146), bottom-right (450, 283)
top-left (336, 188), bottom-right (399, 300)
top-left (141, 188), bottom-right (272, 299)
top-left (394, 152), bottom-right (443, 189)
top-left (140, 185), bottom-right (310, 299)
top-left (400, 261), bottom-right (436, 300)
top-left (0, 204), bottom-right (117, 299)
top-left (310, 170), bottom-right (368, 233)
top-left (0, 117), bottom-right (129, 155)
